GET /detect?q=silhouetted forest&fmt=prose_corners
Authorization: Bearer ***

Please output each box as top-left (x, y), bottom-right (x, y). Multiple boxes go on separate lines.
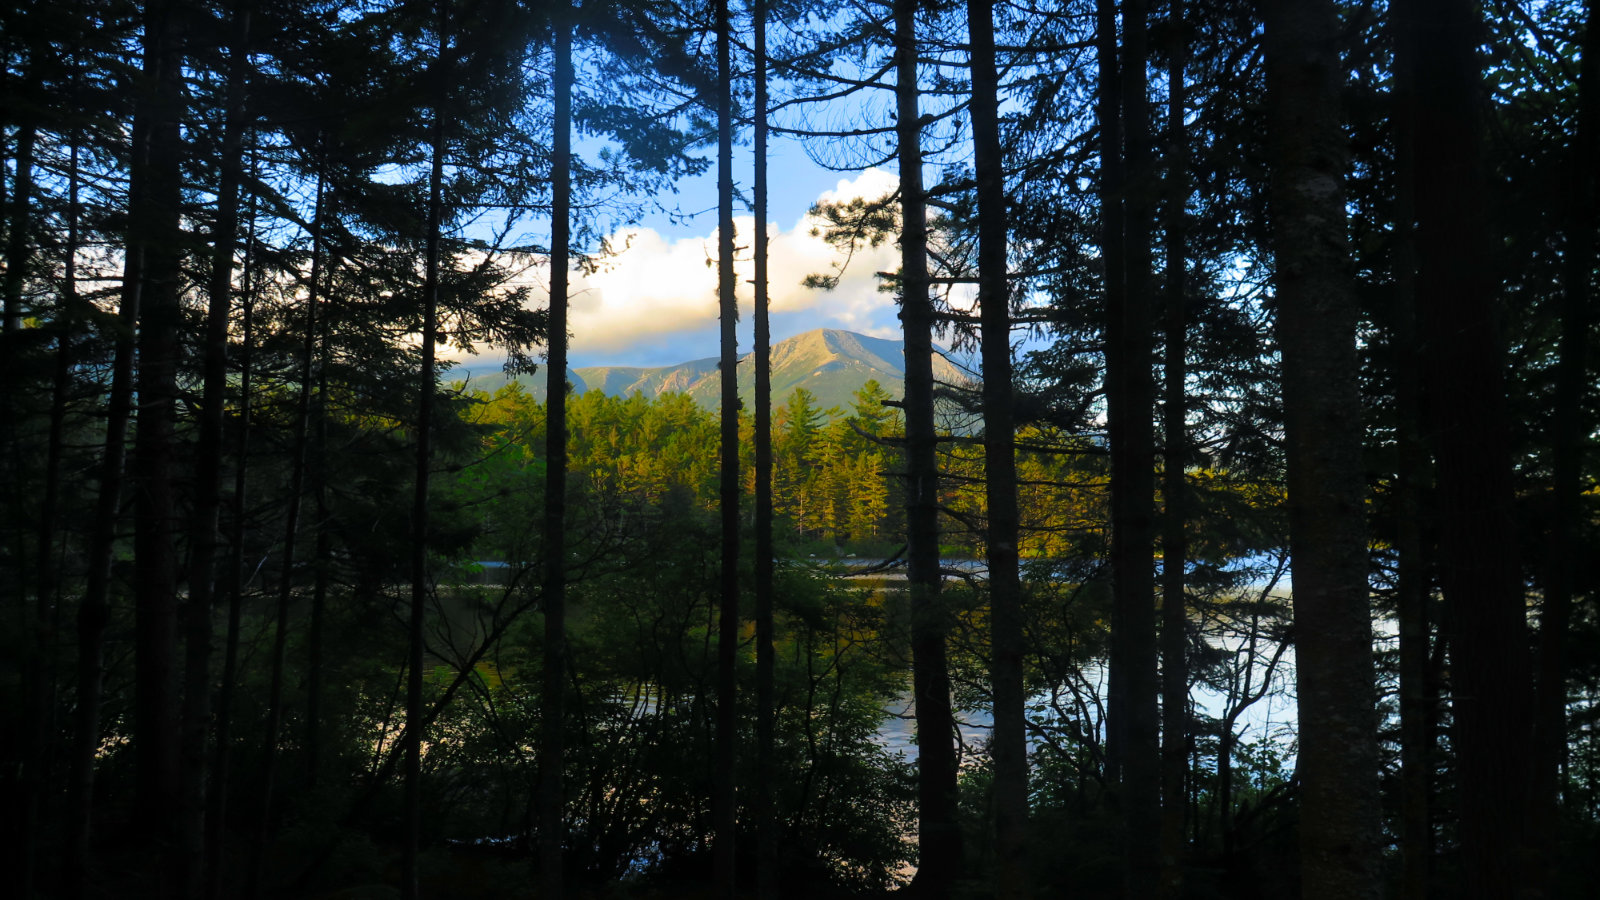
top-left (1, 0), bottom-right (1596, 898)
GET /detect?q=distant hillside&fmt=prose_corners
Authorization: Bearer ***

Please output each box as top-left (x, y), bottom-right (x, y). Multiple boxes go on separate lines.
top-left (459, 328), bottom-right (970, 414)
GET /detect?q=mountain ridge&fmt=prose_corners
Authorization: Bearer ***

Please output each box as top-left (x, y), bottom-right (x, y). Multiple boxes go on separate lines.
top-left (459, 327), bottom-right (968, 414)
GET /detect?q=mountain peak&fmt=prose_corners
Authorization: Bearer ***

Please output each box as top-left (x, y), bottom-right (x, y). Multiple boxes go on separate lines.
top-left (463, 328), bottom-right (963, 415)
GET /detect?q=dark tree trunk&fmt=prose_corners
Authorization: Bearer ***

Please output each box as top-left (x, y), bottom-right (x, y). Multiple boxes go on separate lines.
top-left (1, 119), bottom-right (31, 335)
top-left (404, 8), bottom-right (450, 896)
top-left (1094, 0), bottom-right (1128, 785)
top-left (712, 0), bottom-right (740, 893)
top-left (753, 2), bottom-right (778, 897)
top-left (540, 9), bottom-right (573, 900)
top-left (0, 101), bottom-right (32, 894)
top-left (1397, 2), bottom-right (1540, 897)
top-left (306, 302), bottom-right (332, 792)
top-left (1158, 2), bottom-right (1190, 893)
top-left (181, 8), bottom-right (250, 895)
top-left (249, 171), bottom-right (324, 900)
top-left (66, 69), bottom-right (148, 897)
top-left (896, 2), bottom-right (963, 894)
top-left (1387, 3), bottom-right (1434, 895)
top-left (1261, 1), bottom-right (1383, 897)
top-left (968, 3), bottom-right (1026, 897)
top-left (206, 216), bottom-right (256, 900)
top-left (130, 4), bottom-right (187, 887)
top-left (24, 133), bottom-right (79, 900)
top-left (1112, 0), bottom-right (1161, 892)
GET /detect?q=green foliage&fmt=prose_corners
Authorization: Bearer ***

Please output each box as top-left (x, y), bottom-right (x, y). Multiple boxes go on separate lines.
top-left (410, 460), bottom-right (917, 889)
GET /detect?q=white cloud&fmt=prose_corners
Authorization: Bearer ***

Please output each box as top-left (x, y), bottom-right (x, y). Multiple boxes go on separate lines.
top-left (538, 168), bottom-right (905, 364)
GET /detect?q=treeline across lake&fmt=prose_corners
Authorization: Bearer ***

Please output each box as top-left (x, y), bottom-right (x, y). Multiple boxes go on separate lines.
top-left (453, 380), bottom-right (1286, 566)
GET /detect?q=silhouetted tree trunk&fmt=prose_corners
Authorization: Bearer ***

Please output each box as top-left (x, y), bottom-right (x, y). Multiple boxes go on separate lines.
top-left (1, 119), bottom-right (31, 336)
top-left (896, 1), bottom-right (963, 894)
top-left (753, 2), bottom-right (778, 896)
top-left (130, 4), bottom-right (187, 888)
top-left (1095, 0), bottom-right (1128, 785)
top-left (24, 132), bottom-right (80, 900)
top-left (540, 8), bottom-right (573, 899)
top-left (968, 2), bottom-right (1026, 896)
top-left (181, 7), bottom-right (250, 895)
top-left (1097, 0), bottom-right (1161, 879)
top-left (1158, 2), bottom-right (1189, 893)
top-left (1387, 3), bottom-right (1433, 895)
top-left (404, 6), bottom-right (450, 896)
top-left (1262, 0), bottom-right (1382, 896)
top-left (712, 0), bottom-right (740, 892)
top-left (66, 67), bottom-right (145, 897)
top-left (1, 79), bottom-right (41, 897)
top-left (305, 373), bottom-right (330, 788)
top-left (1398, 1), bottom-right (1540, 896)
top-left (1112, 0), bottom-right (1161, 892)
top-left (206, 198), bottom-right (258, 900)
top-left (249, 169), bottom-right (324, 900)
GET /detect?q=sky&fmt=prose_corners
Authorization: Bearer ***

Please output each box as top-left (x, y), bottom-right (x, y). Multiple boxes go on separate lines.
top-left (450, 143), bottom-right (909, 377)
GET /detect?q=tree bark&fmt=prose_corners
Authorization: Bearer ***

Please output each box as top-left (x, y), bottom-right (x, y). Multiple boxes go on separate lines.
top-left (182, 7), bottom-right (251, 895)
top-left (540, 8), bottom-right (573, 899)
top-left (896, 2), bottom-right (963, 894)
top-left (1397, 2), bottom-right (1540, 896)
top-left (1387, 2), bottom-right (1434, 895)
top-left (1261, 1), bottom-right (1383, 897)
top-left (249, 170), bottom-right (324, 900)
top-left (2, 122), bottom-right (33, 336)
top-left (1158, 2), bottom-right (1190, 893)
top-left (24, 131), bottom-right (79, 900)
top-left (206, 208), bottom-right (257, 900)
top-left (753, 2), bottom-right (778, 896)
top-left (1112, 0), bottom-right (1162, 892)
top-left (66, 51), bottom-right (149, 893)
top-left (130, 3), bottom-right (187, 888)
top-left (1, 120), bottom-right (32, 335)
top-left (1095, 0), bottom-right (1128, 786)
top-left (712, 0), bottom-right (740, 893)
top-left (404, 6), bottom-right (451, 895)
top-left (968, 3), bottom-right (1027, 897)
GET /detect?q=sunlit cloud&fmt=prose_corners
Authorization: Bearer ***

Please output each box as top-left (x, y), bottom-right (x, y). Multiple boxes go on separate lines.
top-left (455, 168), bottom-right (905, 369)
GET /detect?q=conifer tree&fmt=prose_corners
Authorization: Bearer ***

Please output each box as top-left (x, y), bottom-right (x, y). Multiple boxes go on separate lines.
top-left (1263, 0), bottom-right (1382, 894)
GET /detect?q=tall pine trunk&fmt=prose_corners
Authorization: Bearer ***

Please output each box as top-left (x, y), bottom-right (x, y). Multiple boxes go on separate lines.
top-left (206, 201), bottom-right (258, 900)
top-left (181, 7), bottom-right (251, 895)
top-left (896, 1), bottom-right (963, 893)
top-left (66, 62), bottom-right (148, 898)
top-left (130, 4), bottom-right (187, 887)
top-left (249, 171), bottom-right (324, 899)
top-left (1158, 1), bottom-right (1190, 892)
top-left (1111, 0), bottom-right (1161, 891)
top-left (968, 3), bottom-right (1026, 896)
top-left (1387, 2), bottom-right (1434, 894)
top-left (1095, 0), bottom-right (1128, 785)
top-left (753, 2), bottom-right (778, 896)
top-left (540, 9), bottom-right (573, 899)
top-left (1, 120), bottom-right (31, 336)
top-left (25, 132), bottom-right (81, 900)
top-left (1397, 1), bottom-right (1540, 895)
top-left (404, 6), bottom-right (450, 895)
top-left (712, 0), bottom-right (740, 893)
top-left (1262, 1), bottom-right (1382, 896)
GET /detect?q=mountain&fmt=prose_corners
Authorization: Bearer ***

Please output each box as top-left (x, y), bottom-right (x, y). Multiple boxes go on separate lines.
top-left (458, 328), bottom-right (970, 414)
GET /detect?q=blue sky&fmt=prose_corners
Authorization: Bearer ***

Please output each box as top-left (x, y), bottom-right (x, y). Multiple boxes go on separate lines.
top-left (451, 135), bottom-right (909, 377)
